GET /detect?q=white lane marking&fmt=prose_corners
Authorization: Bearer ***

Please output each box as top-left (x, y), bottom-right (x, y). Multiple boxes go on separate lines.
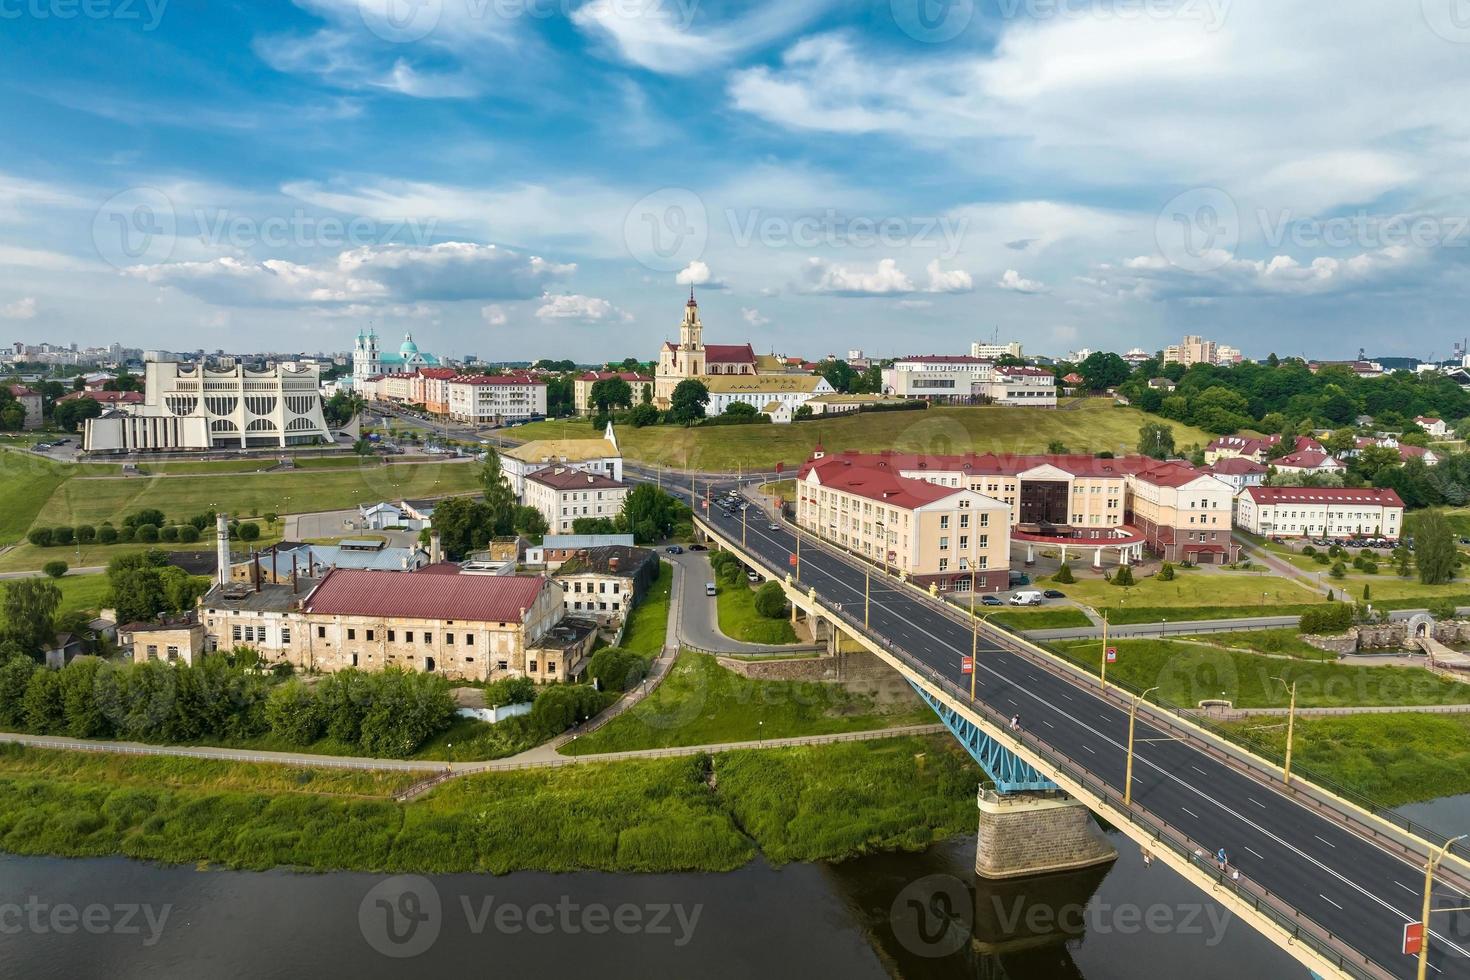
top-left (1248, 798), bottom-right (1266, 808)
top-left (1042, 720), bottom-right (1055, 729)
top-left (1181, 807), bottom-right (1200, 819)
top-left (1321, 894), bottom-right (1344, 911)
top-left (726, 519), bottom-right (1470, 950)
top-left (1396, 881), bottom-right (1417, 895)
top-left (1244, 846), bottom-right (1264, 860)
top-left (1191, 766), bottom-right (1207, 775)
top-left (1084, 745), bottom-right (1096, 754)
top-left (1314, 835), bottom-right (1336, 848)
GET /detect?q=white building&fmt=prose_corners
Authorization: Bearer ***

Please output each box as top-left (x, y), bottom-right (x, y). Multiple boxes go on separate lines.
top-left (970, 340), bottom-right (1024, 360)
top-left (1235, 486), bottom-right (1405, 540)
top-left (882, 355), bottom-right (995, 402)
top-left (988, 366), bottom-right (1057, 407)
top-left (83, 357), bottom-right (332, 453)
top-left (447, 374), bottom-right (547, 424)
top-left (352, 328), bottom-right (439, 392)
top-left (499, 423), bottom-right (622, 497)
top-left (701, 374), bottom-right (835, 420)
top-left (524, 467), bottom-right (630, 535)
top-left (1416, 416), bottom-right (1449, 438)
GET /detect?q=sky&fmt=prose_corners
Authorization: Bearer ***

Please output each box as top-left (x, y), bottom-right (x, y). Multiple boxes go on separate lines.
top-left (2, 0), bottom-right (1470, 363)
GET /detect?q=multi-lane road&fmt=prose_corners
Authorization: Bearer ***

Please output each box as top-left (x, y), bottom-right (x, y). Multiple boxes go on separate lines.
top-left (688, 481), bottom-right (1470, 979)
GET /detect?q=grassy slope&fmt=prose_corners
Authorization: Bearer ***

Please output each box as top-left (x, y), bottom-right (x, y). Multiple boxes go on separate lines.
top-left (1177, 628), bottom-right (1336, 661)
top-left (564, 651), bottom-right (931, 755)
top-left (988, 607), bottom-right (1094, 630)
top-left (714, 581), bottom-right (799, 644)
top-left (0, 452), bottom-right (83, 545)
top-left (1050, 638), bottom-right (1470, 708)
top-left (620, 561), bottom-right (671, 657)
top-left (515, 400), bottom-right (1217, 470)
top-left (0, 735), bottom-right (976, 873)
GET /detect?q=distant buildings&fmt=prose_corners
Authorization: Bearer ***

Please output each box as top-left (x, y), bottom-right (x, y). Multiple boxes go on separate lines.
top-left (352, 328), bottom-right (440, 393)
top-left (573, 371), bottom-right (653, 415)
top-left (499, 423), bottom-right (622, 496)
top-left (970, 340), bottom-right (1024, 360)
top-left (879, 356), bottom-right (1056, 407)
top-left (446, 374), bottom-right (548, 424)
top-left (1235, 487), bottom-right (1405, 541)
top-left (1163, 335), bottom-right (1225, 367)
top-left (1416, 416), bottom-right (1449, 438)
top-left (524, 467), bottom-right (630, 535)
top-left (551, 545), bottom-right (659, 626)
top-left (7, 384), bottom-right (41, 429)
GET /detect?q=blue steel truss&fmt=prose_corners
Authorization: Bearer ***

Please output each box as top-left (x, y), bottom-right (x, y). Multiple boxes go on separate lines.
top-left (909, 681), bottom-right (1058, 794)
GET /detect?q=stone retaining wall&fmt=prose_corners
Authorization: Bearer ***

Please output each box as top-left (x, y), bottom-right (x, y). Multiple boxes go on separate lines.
top-left (1304, 620), bottom-right (1470, 653)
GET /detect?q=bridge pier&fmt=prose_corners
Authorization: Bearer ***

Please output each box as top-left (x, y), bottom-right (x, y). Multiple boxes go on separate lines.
top-left (974, 788), bottom-right (1116, 879)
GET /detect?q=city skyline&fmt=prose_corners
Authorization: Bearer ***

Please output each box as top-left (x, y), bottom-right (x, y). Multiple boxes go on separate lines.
top-left (4, 2), bottom-right (1470, 361)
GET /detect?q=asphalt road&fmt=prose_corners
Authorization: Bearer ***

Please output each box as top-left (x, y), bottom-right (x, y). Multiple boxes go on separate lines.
top-left (688, 481), bottom-right (1470, 980)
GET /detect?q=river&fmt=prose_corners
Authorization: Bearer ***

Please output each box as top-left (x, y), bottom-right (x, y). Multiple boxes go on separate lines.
top-left (0, 826), bottom-right (1304, 979)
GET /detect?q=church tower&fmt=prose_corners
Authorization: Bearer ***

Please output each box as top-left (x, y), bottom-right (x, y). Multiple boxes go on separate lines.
top-left (679, 288), bottom-right (704, 376)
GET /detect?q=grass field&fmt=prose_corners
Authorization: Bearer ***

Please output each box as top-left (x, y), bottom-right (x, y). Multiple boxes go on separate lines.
top-left (0, 453), bottom-right (82, 544)
top-left (715, 581), bottom-right (799, 645)
top-left (52, 573), bottom-right (110, 618)
top-left (620, 561), bottom-right (671, 657)
top-left (1049, 638), bottom-right (1470, 708)
top-left (0, 734), bottom-right (977, 873)
top-left (989, 607), bottom-right (1094, 630)
top-left (1178, 629), bottom-right (1335, 660)
top-left (1045, 567), bottom-right (1324, 614)
top-left (563, 651), bottom-right (931, 755)
top-left (514, 399), bottom-right (1217, 471)
top-left (1217, 713), bottom-right (1470, 807)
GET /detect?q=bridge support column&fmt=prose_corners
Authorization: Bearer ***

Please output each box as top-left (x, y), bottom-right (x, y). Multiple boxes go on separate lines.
top-left (974, 789), bottom-right (1116, 879)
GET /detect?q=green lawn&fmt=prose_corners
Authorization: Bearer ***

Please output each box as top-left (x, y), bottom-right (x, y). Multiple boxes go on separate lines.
top-left (715, 580), bottom-right (799, 644)
top-left (51, 573), bottom-right (110, 619)
top-left (1216, 713), bottom-right (1470, 807)
top-left (989, 607), bottom-right (1094, 631)
top-left (620, 561), bottom-right (671, 656)
top-left (758, 479), bottom-right (796, 503)
top-left (563, 651), bottom-right (931, 755)
top-left (1178, 629), bottom-right (1336, 661)
top-left (1045, 567), bottom-right (1323, 615)
top-left (514, 399), bottom-right (1216, 471)
top-left (1049, 638), bottom-right (1470, 708)
top-left (0, 452), bottom-right (82, 545)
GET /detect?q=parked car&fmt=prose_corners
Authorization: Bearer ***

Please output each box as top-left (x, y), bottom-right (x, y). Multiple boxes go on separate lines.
top-left (980, 595), bottom-right (1004, 606)
top-left (666, 545), bottom-right (683, 555)
top-left (689, 544), bottom-right (708, 551)
top-left (746, 571), bottom-right (760, 583)
top-left (1009, 591), bottom-right (1044, 606)
top-left (1043, 589), bottom-right (1067, 599)
top-left (705, 582), bottom-right (717, 596)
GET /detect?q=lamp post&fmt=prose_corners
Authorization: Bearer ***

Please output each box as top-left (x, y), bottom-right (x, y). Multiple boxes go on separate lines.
top-left (1100, 612), bottom-right (1110, 691)
top-left (1125, 686), bottom-right (1159, 806)
top-left (864, 567), bottom-right (870, 629)
top-left (970, 612), bottom-right (992, 704)
top-left (1419, 835), bottom-right (1468, 980)
top-left (1272, 675), bottom-right (1298, 786)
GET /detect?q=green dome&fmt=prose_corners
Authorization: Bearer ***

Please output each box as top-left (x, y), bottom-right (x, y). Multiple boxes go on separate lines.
top-left (399, 333), bottom-right (419, 357)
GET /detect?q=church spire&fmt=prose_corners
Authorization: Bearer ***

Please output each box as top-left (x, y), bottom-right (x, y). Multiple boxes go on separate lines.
top-left (687, 285), bottom-right (697, 308)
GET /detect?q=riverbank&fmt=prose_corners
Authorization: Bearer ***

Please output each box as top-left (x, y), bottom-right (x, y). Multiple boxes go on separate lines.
top-left (0, 735), bottom-right (979, 873)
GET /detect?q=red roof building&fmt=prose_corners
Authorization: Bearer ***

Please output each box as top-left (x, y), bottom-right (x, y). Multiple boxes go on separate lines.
top-left (1236, 486), bottom-right (1405, 540)
top-left (59, 390), bottom-right (143, 405)
top-left (304, 567), bottom-right (551, 623)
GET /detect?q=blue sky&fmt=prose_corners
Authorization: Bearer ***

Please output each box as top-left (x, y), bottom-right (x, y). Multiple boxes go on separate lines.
top-left (3, 0), bottom-right (1470, 362)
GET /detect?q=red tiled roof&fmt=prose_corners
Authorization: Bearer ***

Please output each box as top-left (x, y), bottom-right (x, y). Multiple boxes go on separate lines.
top-left (579, 371), bottom-right (652, 383)
top-left (995, 366), bottom-right (1054, 378)
top-left (303, 568), bottom-right (548, 622)
top-left (59, 390), bottom-right (143, 404)
top-left (8, 384), bottom-right (36, 396)
top-left (1274, 449), bottom-right (1344, 470)
top-left (1243, 486), bottom-right (1405, 508)
top-left (893, 355), bottom-right (992, 365)
top-left (449, 374), bottom-right (544, 386)
top-left (821, 449), bottom-right (1154, 479)
top-left (1130, 461), bottom-right (1212, 488)
top-left (705, 343), bottom-right (756, 364)
top-left (527, 468), bottom-right (627, 491)
top-left (1207, 457), bottom-right (1268, 475)
top-left (798, 454), bottom-right (966, 509)
top-left (417, 367), bottom-right (459, 380)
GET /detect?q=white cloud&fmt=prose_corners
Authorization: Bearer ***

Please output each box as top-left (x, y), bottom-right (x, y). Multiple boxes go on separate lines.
top-left (535, 292), bottom-right (632, 323)
top-left (0, 297), bottom-right (37, 319)
top-left (997, 269), bottom-right (1048, 294)
top-left (801, 257), bottom-right (914, 296)
top-left (925, 260), bottom-right (973, 294)
top-left (481, 304), bottom-right (508, 326)
top-left (1112, 245), bottom-right (1418, 298)
top-left (741, 307), bottom-right (770, 327)
top-left (675, 260), bottom-right (726, 288)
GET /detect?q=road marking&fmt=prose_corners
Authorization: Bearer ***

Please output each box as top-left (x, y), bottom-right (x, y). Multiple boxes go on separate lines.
top-left (1396, 881), bottom-right (1417, 895)
top-left (1320, 894), bottom-right (1344, 911)
top-left (1248, 797), bottom-right (1265, 808)
top-left (1244, 846), bottom-right (1264, 860)
top-left (1314, 835), bottom-right (1336, 848)
top-left (1181, 806), bottom-right (1199, 819)
top-left (1006, 698), bottom-right (1018, 706)
top-left (1083, 745), bottom-right (1096, 754)
top-left (1191, 766), bottom-right (1206, 775)
top-left (1042, 720), bottom-right (1055, 729)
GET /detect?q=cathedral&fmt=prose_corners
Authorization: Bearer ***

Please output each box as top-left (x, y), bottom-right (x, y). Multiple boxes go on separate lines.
top-left (653, 290), bottom-right (758, 407)
top-left (352, 327), bottom-right (440, 392)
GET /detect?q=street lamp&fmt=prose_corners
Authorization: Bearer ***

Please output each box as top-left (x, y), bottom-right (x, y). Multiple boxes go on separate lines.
top-left (1419, 835), bottom-right (1468, 980)
top-left (1124, 686), bottom-right (1159, 806)
top-left (1272, 676), bottom-right (1298, 786)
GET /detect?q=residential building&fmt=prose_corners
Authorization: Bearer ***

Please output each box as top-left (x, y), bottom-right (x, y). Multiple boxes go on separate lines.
top-left (574, 371), bottom-right (654, 415)
top-left (499, 423), bottom-right (621, 496)
top-left (1203, 457), bottom-right (1268, 492)
top-left (525, 467), bottom-right (630, 535)
top-left (801, 392), bottom-right (909, 416)
top-left (201, 567), bottom-right (590, 683)
top-left (795, 450), bottom-right (1013, 591)
top-left (446, 374), bottom-right (547, 424)
top-left (1235, 486), bottom-right (1405, 541)
top-left (1416, 416), bottom-right (1449, 438)
top-left (970, 340), bottom-right (1024, 360)
top-left (989, 365), bottom-right (1057, 407)
top-left (122, 616), bottom-right (206, 666)
top-left (551, 545), bottom-right (659, 626)
top-left (1163, 335), bottom-right (1218, 367)
top-left (1122, 348), bottom-right (1153, 366)
top-left (526, 533), bottom-right (636, 569)
top-left (1271, 441), bottom-right (1347, 478)
top-left (7, 384), bottom-right (41, 429)
top-left (82, 356), bottom-right (332, 453)
top-left (411, 367), bottom-right (459, 415)
top-left (882, 355), bottom-right (995, 402)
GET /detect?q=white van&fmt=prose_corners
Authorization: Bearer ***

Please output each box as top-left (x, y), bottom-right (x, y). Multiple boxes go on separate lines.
top-left (706, 582), bottom-right (717, 597)
top-left (1009, 590), bottom-right (1044, 606)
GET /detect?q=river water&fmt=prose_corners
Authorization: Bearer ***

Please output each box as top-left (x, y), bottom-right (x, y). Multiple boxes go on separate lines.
top-left (0, 826), bottom-right (1304, 979)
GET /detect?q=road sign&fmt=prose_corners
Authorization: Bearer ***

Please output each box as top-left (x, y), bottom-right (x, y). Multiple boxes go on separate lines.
top-left (775, 462), bottom-right (784, 475)
top-left (961, 656), bottom-right (974, 675)
top-left (1403, 921), bottom-right (1424, 956)
top-left (789, 554), bottom-right (798, 567)
top-left (1106, 648), bottom-right (1118, 663)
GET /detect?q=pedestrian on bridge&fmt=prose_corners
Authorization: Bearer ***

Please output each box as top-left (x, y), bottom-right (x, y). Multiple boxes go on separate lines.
top-left (1009, 714), bottom-right (1021, 733)
top-left (1216, 847), bottom-right (1228, 872)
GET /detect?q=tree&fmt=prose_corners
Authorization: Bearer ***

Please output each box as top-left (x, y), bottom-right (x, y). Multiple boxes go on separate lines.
top-left (0, 578), bottom-right (61, 656)
top-left (0, 654), bottom-right (36, 727)
top-left (124, 509), bottom-right (166, 530)
top-left (1157, 562), bottom-right (1176, 581)
top-left (75, 524), bottom-right (96, 544)
top-left (1046, 440), bottom-right (1068, 454)
top-left (265, 680), bottom-right (326, 746)
top-left (589, 377), bottom-right (633, 415)
top-left (23, 668), bottom-right (64, 733)
top-left (1137, 422), bottom-right (1176, 460)
top-left (1052, 563), bottom-right (1075, 584)
top-left (753, 581), bottom-right (787, 618)
top-left (512, 504), bottom-right (549, 541)
top-left (1111, 565), bottom-right (1136, 586)
top-left (237, 522), bottom-right (261, 541)
top-left (478, 448), bottom-right (517, 536)
top-left (794, 404), bottom-right (813, 420)
top-left (723, 401), bottom-right (758, 419)
top-left (52, 397), bottom-right (101, 433)
top-left (42, 561), bottom-right (68, 579)
top-left (1415, 510), bottom-right (1457, 585)
top-left (821, 359), bottom-right (857, 393)
top-left (1353, 444), bottom-right (1403, 482)
top-left (587, 647), bottom-right (646, 692)
top-left (26, 528), bottom-right (52, 547)
top-left (669, 379), bottom-right (709, 426)
top-left (617, 484), bottom-right (685, 543)
top-left (431, 496), bottom-right (495, 560)
top-left (1078, 351), bottom-right (1131, 391)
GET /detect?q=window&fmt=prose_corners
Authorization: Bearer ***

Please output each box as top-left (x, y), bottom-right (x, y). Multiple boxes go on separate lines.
top-left (529, 660), bottom-right (538, 672)
top-left (281, 627), bottom-right (291, 645)
top-left (351, 653), bottom-right (359, 667)
top-left (347, 628), bottom-right (355, 640)
top-left (244, 626), bottom-right (255, 642)
top-left (166, 646), bottom-right (179, 662)
top-left (938, 558), bottom-right (949, 571)
top-left (388, 629), bottom-right (395, 642)
top-left (939, 536), bottom-right (949, 550)
top-left (424, 634), bottom-right (433, 645)
top-left (146, 644), bottom-right (158, 660)
top-left (446, 633), bottom-right (455, 645)
top-left (547, 662), bottom-right (557, 674)
top-left (497, 660), bottom-right (509, 671)
top-left (317, 626), bottom-right (326, 639)
top-left (939, 515), bottom-right (949, 529)
top-left (232, 625), bottom-right (242, 641)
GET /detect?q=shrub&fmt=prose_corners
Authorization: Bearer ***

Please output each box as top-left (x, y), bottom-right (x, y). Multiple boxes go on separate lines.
top-left (1053, 563), bottom-right (1076, 584)
top-left (1313, 552), bottom-right (1331, 565)
top-left (483, 675), bottom-right (536, 707)
top-left (1429, 598), bottom-right (1459, 620)
top-left (26, 528), bottom-right (52, 547)
top-left (177, 525), bottom-right (200, 543)
top-left (1156, 562), bottom-right (1175, 582)
top-left (1329, 561), bottom-right (1347, 579)
top-left (135, 524), bottom-right (159, 543)
top-left (117, 526), bottom-right (135, 543)
top-left (51, 526), bottom-right (74, 546)
top-left (1301, 545), bottom-right (1317, 556)
top-left (74, 524), bottom-right (96, 544)
top-left (41, 561), bottom-right (68, 579)
top-left (22, 668), bottom-right (65, 734)
top-left (1298, 604), bottom-right (1354, 635)
top-left (97, 524), bottom-right (118, 545)
top-left (237, 522), bottom-right (261, 542)
top-left (265, 681), bottom-right (325, 746)
top-left (753, 581), bottom-right (788, 618)
top-left (587, 648), bottom-right (647, 692)
top-left (264, 512), bottom-right (278, 525)
top-left (530, 684), bottom-right (604, 736)
top-left (159, 525), bottom-right (179, 542)
top-left (1111, 565), bottom-right (1136, 587)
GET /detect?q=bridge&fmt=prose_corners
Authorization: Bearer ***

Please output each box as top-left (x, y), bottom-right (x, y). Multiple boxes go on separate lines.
top-left (681, 478), bottom-right (1470, 980)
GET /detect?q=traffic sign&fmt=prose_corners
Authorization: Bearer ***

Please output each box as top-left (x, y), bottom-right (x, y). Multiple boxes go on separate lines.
top-left (1106, 647), bottom-right (1117, 663)
top-left (789, 554), bottom-right (798, 567)
top-left (1403, 921), bottom-right (1424, 956)
top-left (961, 656), bottom-right (974, 675)
top-left (775, 462), bottom-right (784, 475)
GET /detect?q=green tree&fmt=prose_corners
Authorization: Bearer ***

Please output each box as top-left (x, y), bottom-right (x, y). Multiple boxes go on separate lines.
top-left (1137, 422), bottom-right (1176, 460)
top-left (1046, 440), bottom-right (1068, 454)
top-left (265, 680), bottom-right (326, 746)
top-left (723, 401), bottom-right (758, 419)
top-left (22, 668), bottom-right (64, 733)
top-left (669, 379), bottom-right (710, 426)
top-left (587, 647), bottom-right (646, 692)
top-left (617, 484), bottom-right (685, 543)
top-left (821, 359), bottom-right (857, 393)
top-left (512, 504), bottom-right (549, 541)
top-left (590, 377), bottom-right (634, 415)
top-left (59, 658), bottom-right (109, 738)
top-left (52, 397), bottom-right (101, 433)
top-left (1052, 563), bottom-right (1075, 584)
top-left (753, 580), bottom-right (788, 618)
top-left (431, 496), bottom-right (495, 560)
top-left (0, 578), bottom-right (61, 656)
top-left (628, 403), bottom-right (660, 427)
top-left (0, 654), bottom-right (36, 727)
top-left (1078, 351), bottom-right (1131, 391)
top-left (237, 521), bottom-right (261, 541)
top-left (41, 561), bottom-right (67, 579)
top-left (1415, 510), bottom-right (1457, 585)
top-left (478, 448), bottom-right (517, 535)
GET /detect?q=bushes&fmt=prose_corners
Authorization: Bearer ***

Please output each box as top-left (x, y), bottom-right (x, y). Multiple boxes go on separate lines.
top-left (587, 648), bottom-right (647, 692)
top-left (1156, 562), bottom-right (1175, 582)
top-left (1299, 604), bottom-right (1354, 635)
top-left (265, 681), bottom-right (325, 746)
top-left (1111, 565), bottom-right (1136, 587)
top-left (753, 581), bottom-right (787, 618)
top-left (1329, 561), bottom-right (1348, 579)
top-left (483, 675), bottom-right (536, 707)
top-left (177, 525), bottom-right (200, 543)
top-left (75, 525), bottom-right (95, 544)
top-left (97, 525), bottom-right (118, 545)
top-left (530, 684), bottom-right (605, 734)
top-left (1429, 599), bottom-right (1459, 620)
top-left (135, 524), bottom-right (159, 543)
top-left (51, 526), bottom-right (74, 547)
top-left (237, 522), bottom-right (261, 542)
top-left (1053, 562), bottom-right (1076, 584)
top-left (26, 528), bottom-right (52, 547)
top-left (159, 525), bottom-right (179, 543)
top-left (41, 561), bottom-right (67, 579)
